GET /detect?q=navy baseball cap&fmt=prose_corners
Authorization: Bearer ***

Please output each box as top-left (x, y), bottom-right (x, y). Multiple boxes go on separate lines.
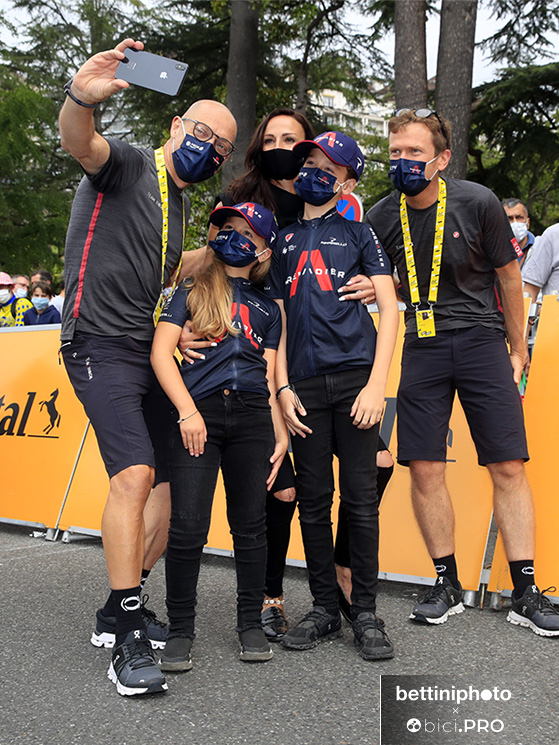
top-left (292, 131), bottom-right (365, 180)
top-left (209, 202), bottom-right (279, 245)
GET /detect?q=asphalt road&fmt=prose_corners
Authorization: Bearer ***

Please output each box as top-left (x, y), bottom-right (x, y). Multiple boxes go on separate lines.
top-left (1, 522), bottom-right (557, 745)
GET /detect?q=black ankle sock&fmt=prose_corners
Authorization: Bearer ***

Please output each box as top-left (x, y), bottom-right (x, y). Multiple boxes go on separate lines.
top-left (509, 560), bottom-right (535, 598)
top-left (102, 591), bottom-right (115, 617)
top-left (113, 586), bottom-right (144, 644)
top-left (101, 570), bottom-right (149, 618)
top-left (140, 568), bottom-right (150, 590)
top-left (432, 554), bottom-right (459, 588)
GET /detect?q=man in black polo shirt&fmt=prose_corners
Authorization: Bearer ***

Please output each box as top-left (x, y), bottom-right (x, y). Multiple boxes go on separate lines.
top-left (366, 109), bottom-right (559, 637)
top-left (59, 38), bottom-right (236, 695)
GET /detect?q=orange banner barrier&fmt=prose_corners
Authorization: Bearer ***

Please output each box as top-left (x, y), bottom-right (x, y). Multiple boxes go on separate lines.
top-left (488, 296), bottom-right (559, 600)
top-left (1, 316), bottom-right (503, 590)
top-left (0, 326), bottom-right (89, 528)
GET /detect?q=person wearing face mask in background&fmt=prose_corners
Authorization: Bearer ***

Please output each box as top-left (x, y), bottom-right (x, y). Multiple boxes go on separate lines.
top-left (23, 281), bottom-right (61, 325)
top-left (180, 109), bottom-right (382, 643)
top-left (58, 38), bottom-right (237, 697)
top-left (502, 198), bottom-right (535, 269)
top-left (12, 274), bottom-right (31, 299)
top-left (0, 272), bottom-right (33, 327)
top-left (366, 109), bottom-right (559, 638)
top-left (151, 202), bottom-right (287, 671)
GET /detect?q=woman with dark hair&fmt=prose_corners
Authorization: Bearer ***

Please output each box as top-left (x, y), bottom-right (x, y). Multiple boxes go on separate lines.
top-left (184, 108), bottom-right (387, 641)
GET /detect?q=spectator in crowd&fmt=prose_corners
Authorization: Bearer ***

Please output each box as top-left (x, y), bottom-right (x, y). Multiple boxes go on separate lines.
top-left (522, 222), bottom-right (559, 300)
top-left (502, 198), bottom-right (535, 268)
top-left (366, 108), bottom-right (559, 637)
top-left (12, 274), bottom-right (31, 299)
top-left (23, 281), bottom-right (62, 325)
top-left (31, 268), bottom-right (54, 286)
top-left (58, 38), bottom-right (236, 697)
top-left (0, 272), bottom-right (33, 327)
top-left (50, 278), bottom-right (65, 315)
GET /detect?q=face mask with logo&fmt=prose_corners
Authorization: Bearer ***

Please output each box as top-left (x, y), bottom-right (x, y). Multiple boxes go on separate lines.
top-left (261, 149), bottom-right (303, 181)
top-left (209, 230), bottom-right (267, 268)
top-left (32, 296), bottom-right (50, 311)
top-left (172, 128), bottom-right (225, 184)
top-left (511, 221), bottom-right (528, 244)
top-left (14, 288), bottom-right (28, 299)
top-left (294, 167), bottom-right (344, 206)
top-left (0, 289), bottom-right (12, 305)
top-left (388, 156), bottom-right (439, 196)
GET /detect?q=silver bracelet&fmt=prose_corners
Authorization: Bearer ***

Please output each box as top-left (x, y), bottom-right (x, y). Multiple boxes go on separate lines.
top-left (177, 410), bottom-right (198, 424)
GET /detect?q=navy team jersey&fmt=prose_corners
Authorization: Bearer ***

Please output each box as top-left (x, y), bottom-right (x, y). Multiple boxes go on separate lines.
top-left (267, 208), bottom-right (391, 382)
top-left (159, 277), bottom-right (281, 401)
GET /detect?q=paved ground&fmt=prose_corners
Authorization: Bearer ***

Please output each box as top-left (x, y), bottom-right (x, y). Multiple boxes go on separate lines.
top-left (1, 522), bottom-right (557, 745)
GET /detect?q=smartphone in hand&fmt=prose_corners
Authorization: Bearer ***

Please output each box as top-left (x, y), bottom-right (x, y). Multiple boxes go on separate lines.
top-left (116, 48), bottom-right (188, 96)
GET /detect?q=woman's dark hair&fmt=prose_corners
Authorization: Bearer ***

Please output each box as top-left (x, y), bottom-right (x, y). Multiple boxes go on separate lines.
top-left (228, 108), bottom-right (315, 212)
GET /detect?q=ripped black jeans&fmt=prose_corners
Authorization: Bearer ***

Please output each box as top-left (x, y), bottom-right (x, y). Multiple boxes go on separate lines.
top-left (165, 389), bottom-right (274, 638)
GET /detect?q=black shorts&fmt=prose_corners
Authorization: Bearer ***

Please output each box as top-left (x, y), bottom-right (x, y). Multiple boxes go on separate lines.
top-left (62, 333), bottom-right (173, 483)
top-left (397, 326), bottom-right (529, 466)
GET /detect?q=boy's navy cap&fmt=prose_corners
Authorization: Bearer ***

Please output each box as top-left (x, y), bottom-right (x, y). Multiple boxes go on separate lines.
top-left (292, 131), bottom-right (365, 180)
top-left (210, 202), bottom-right (278, 245)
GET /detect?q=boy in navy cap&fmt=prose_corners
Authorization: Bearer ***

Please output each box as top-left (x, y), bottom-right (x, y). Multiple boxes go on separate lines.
top-left (267, 132), bottom-right (399, 659)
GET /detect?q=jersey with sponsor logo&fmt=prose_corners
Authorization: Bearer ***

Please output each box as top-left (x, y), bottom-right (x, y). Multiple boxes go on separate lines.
top-left (61, 138), bottom-right (190, 342)
top-left (267, 208), bottom-right (391, 382)
top-left (366, 178), bottom-right (519, 334)
top-left (159, 277), bottom-right (281, 401)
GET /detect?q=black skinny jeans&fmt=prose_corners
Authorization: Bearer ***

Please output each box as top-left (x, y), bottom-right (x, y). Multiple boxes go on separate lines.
top-left (165, 389), bottom-right (274, 638)
top-left (291, 369), bottom-right (380, 616)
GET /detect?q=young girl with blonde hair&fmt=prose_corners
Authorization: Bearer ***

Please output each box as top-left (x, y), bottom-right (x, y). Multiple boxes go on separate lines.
top-left (151, 202), bottom-right (287, 671)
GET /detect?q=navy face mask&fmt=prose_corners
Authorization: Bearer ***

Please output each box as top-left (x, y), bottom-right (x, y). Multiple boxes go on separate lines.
top-left (388, 156), bottom-right (439, 196)
top-left (209, 230), bottom-right (266, 268)
top-left (172, 131), bottom-right (225, 184)
top-left (293, 167), bottom-right (343, 206)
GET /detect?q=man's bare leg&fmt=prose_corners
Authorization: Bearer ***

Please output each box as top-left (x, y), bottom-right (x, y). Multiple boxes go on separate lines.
top-left (486, 459), bottom-right (534, 561)
top-left (143, 481), bottom-right (171, 571)
top-left (408, 460), bottom-right (464, 624)
top-left (102, 464), bottom-right (154, 589)
top-left (409, 460), bottom-right (455, 558)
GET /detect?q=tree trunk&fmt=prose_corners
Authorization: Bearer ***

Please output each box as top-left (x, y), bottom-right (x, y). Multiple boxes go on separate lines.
top-left (394, 0), bottom-right (427, 110)
top-left (435, 0), bottom-right (477, 179)
top-left (223, 0), bottom-right (259, 185)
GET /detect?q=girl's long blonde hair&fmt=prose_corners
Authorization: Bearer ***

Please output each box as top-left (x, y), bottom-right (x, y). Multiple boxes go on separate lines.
top-left (186, 251), bottom-right (272, 341)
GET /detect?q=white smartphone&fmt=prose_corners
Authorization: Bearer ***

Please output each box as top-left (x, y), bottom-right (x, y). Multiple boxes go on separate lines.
top-left (115, 48), bottom-right (188, 97)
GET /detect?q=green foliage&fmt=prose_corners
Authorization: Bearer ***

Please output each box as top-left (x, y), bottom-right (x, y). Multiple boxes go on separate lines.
top-left (0, 68), bottom-right (77, 274)
top-left (481, 0), bottom-right (559, 67)
top-left (468, 63), bottom-right (559, 229)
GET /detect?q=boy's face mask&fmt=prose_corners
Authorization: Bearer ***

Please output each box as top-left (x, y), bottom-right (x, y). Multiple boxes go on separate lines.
top-left (294, 167), bottom-right (345, 206)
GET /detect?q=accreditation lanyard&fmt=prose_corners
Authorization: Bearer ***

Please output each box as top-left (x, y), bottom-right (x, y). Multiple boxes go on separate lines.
top-left (399, 178), bottom-right (447, 337)
top-left (152, 146), bottom-right (185, 326)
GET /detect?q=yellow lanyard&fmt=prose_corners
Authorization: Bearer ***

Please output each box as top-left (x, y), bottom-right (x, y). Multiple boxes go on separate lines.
top-left (153, 147), bottom-right (184, 326)
top-left (399, 179), bottom-right (447, 337)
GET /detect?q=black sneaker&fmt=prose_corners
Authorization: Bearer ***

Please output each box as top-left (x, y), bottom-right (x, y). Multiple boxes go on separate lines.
top-left (352, 612), bottom-right (395, 660)
top-left (91, 595), bottom-right (168, 650)
top-left (239, 628), bottom-right (274, 662)
top-left (159, 636), bottom-right (193, 671)
top-left (108, 629), bottom-right (168, 696)
top-left (409, 577), bottom-right (465, 624)
top-left (261, 605), bottom-right (288, 642)
top-left (507, 585), bottom-right (559, 637)
top-left (281, 606), bottom-right (342, 650)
